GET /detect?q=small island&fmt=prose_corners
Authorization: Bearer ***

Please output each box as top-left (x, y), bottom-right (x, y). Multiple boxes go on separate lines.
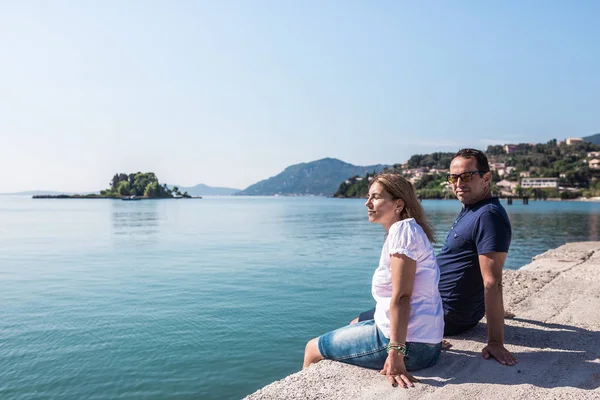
top-left (33, 172), bottom-right (201, 200)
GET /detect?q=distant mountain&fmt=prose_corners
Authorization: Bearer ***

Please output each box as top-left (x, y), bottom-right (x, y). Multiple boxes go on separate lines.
top-left (167, 183), bottom-right (240, 196)
top-left (236, 158), bottom-right (389, 196)
top-left (0, 190), bottom-right (95, 196)
top-left (2, 183), bottom-right (240, 197)
top-left (583, 133), bottom-right (600, 145)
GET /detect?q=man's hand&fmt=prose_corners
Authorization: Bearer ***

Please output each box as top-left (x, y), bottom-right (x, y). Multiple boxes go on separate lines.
top-left (482, 341), bottom-right (518, 366)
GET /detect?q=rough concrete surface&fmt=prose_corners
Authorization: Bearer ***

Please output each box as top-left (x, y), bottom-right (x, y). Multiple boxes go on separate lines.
top-left (245, 242), bottom-right (600, 400)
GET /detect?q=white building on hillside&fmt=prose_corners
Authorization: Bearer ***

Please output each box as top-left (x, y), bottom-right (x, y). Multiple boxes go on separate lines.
top-left (566, 138), bottom-right (584, 145)
top-left (521, 177), bottom-right (559, 189)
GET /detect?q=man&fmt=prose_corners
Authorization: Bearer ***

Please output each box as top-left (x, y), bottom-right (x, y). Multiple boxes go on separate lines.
top-left (437, 148), bottom-right (517, 366)
top-left (354, 148), bottom-right (517, 366)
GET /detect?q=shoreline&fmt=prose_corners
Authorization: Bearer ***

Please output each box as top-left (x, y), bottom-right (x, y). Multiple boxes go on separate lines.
top-left (245, 241), bottom-right (600, 399)
top-left (31, 195), bottom-right (202, 200)
top-left (3, 193), bottom-right (599, 202)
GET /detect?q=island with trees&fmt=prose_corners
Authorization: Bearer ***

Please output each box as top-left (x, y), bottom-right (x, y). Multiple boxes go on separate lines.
top-left (33, 172), bottom-right (200, 200)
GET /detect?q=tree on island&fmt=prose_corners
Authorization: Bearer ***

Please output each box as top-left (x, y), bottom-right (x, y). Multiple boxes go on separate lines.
top-left (100, 172), bottom-right (191, 198)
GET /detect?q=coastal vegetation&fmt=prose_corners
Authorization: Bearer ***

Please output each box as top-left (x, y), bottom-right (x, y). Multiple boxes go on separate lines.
top-left (334, 140), bottom-right (600, 200)
top-left (100, 172), bottom-right (191, 198)
top-left (29, 135), bottom-right (600, 200)
top-left (33, 172), bottom-right (194, 199)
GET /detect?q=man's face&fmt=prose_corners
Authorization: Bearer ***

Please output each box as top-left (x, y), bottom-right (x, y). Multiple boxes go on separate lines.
top-left (449, 157), bottom-right (491, 205)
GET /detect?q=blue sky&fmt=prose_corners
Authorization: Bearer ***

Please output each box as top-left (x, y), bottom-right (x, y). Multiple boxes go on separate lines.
top-left (1, 1), bottom-right (598, 192)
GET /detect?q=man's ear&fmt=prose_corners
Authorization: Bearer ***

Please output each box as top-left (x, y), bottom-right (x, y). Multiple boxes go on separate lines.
top-left (484, 171), bottom-right (492, 185)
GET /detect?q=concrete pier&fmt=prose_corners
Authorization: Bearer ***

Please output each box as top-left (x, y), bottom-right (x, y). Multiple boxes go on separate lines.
top-left (245, 242), bottom-right (600, 400)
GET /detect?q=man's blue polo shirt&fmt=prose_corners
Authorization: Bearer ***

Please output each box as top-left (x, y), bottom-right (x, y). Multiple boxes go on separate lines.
top-left (437, 197), bottom-right (511, 327)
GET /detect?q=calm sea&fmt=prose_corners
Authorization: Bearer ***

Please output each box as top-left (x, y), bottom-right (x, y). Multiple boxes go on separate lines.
top-left (1, 196), bottom-right (598, 399)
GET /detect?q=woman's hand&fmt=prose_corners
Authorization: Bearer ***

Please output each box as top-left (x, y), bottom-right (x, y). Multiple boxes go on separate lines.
top-left (380, 350), bottom-right (418, 388)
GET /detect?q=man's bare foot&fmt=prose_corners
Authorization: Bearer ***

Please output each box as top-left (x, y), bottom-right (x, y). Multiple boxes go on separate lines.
top-left (442, 339), bottom-right (453, 350)
top-left (504, 311), bottom-right (515, 319)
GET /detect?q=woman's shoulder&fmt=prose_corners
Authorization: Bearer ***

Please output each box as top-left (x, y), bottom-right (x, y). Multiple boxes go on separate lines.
top-left (388, 219), bottom-right (433, 259)
top-left (390, 218), bottom-right (422, 237)
top-left (391, 218), bottom-right (417, 229)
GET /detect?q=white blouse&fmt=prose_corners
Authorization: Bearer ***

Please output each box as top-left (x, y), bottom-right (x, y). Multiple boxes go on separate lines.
top-left (372, 218), bottom-right (444, 343)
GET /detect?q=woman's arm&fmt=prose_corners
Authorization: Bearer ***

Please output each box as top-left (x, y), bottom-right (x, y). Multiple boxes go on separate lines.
top-left (380, 253), bottom-right (418, 388)
top-left (388, 253), bottom-right (416, 344)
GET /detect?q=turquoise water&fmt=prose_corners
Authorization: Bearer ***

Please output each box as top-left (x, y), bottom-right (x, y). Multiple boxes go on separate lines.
top-left (1, 196), bottom-right (598, 399)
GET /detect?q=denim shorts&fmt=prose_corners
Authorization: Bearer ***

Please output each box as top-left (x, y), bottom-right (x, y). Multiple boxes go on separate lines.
top-left (360, 306), bottom-right (479, 337)
top-left (318, 319), bottom-right (442, 371)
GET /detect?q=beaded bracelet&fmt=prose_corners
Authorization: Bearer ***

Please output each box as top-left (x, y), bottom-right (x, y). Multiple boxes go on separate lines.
top-left (386, 342), bottom-right (407, 355)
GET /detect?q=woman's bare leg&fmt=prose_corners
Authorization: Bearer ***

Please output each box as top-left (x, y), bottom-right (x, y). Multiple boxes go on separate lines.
top-left (349, 317), bottom-right (358, 325)
top-left (303, 338), bottom-right (323, 369)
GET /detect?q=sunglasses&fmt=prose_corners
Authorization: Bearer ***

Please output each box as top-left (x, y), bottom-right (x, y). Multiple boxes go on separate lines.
top-left (446, 171), bottom-right (485, 184)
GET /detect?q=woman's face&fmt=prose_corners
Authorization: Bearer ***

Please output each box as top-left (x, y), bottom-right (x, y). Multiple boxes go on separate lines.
top-left (365, 182), bottom-right (402, 230)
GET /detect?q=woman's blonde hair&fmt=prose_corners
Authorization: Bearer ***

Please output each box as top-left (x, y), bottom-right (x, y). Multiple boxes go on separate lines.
top-left (369, 173), bottom-right (436, 243)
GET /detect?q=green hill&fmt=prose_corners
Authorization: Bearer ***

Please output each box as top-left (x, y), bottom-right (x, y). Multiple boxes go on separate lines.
top-left (583, 133), bottom-right (600, 145)
top-left (335, 140), bottom-right (600, 199)
top-left (236, 158), bottom-right (389, 196)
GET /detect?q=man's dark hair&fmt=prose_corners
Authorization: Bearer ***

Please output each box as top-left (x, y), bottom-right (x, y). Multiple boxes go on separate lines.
top-left (454, 148), bottom-right (490, 173)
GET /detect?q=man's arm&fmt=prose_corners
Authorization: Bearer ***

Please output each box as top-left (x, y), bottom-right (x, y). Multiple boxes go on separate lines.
top-left (479, 252), bottom-right (518, 366)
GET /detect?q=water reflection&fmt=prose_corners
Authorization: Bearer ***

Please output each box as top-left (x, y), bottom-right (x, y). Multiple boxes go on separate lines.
top-left (111, 200), bottom-right (160, 238)
top-left (429, 203), bottom-right (600, 269)
top-left (271, 198), bottom-right (599, 270)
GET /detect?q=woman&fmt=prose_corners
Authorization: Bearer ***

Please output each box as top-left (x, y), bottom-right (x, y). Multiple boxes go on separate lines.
top-left (303, 173), bottom-right (444, 388)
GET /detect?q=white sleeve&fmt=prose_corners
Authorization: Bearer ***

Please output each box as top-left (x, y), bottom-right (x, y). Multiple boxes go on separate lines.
top-left (388, 221), bottom-right (421, 261)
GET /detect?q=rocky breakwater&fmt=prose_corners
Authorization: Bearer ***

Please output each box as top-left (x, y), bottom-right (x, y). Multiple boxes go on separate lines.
top-left (246, 241), bottom-right (600, 400)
